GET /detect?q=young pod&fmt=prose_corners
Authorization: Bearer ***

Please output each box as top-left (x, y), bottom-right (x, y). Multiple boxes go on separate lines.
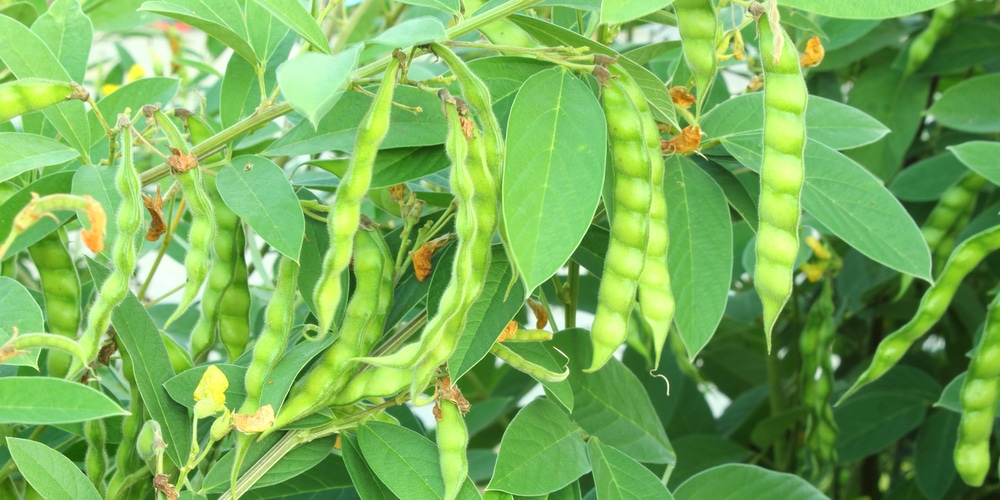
top-left (954, 292), bottom-right (1000, 486)
top-left (313, 54), bottom-right (402, 337)
top-left (673, 0), bottom-right (719, 116)
top-left (755, 14), bottom-right (807, 351)
top-left (0, 78), bottom-right (87, 123)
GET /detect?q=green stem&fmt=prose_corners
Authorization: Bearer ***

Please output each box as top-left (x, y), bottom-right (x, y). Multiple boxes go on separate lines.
top-left (331, 0), bottom-right (376, 54)
top-left (766, 348), bottom-right (788, 470)
top-left (565, 261), bottom-right (579, 329)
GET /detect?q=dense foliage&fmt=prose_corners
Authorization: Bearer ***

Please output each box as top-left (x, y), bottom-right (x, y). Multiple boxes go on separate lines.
top-left (1, 0), bottom-right (1000, 499)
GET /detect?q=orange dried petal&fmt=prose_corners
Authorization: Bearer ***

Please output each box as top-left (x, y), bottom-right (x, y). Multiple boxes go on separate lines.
top-left (81, 196), bottom-right (107, 253)
top-left (661, 125), bottom-right (702, 154)
top-left (799, 36), bottom-right (825, 68)
top-left (233, 405), bottom-right (275, 433)
top-left (527, 299), bottom-right (548, 329)
top-left (668, 86), bottom-right (696, 109)
top-left (497, 320), bottom-right (519, 342)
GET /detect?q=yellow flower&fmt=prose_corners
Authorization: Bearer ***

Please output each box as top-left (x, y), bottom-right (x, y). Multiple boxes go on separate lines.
top-left (101, 64), bottom-right (145, 96)
top-left (193, 365), bottom-right (228, 419)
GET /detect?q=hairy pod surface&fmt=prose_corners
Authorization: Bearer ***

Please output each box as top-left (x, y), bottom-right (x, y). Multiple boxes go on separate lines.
top-left (756, 16), bottom-right (807, 351)
top-left (240, 256), bottom-right (300, 415)
top-left (588, 71), bottom-right (654, 372)
top-left (164, 155), bottom-right (216, 328)
top-left (841, 224), bottom-right (1000, 403)
top-left (270, 225), bottom-right (390, 431)
top-left (799, 280), bottom-right (838, 466)
top-left (189, 174), bottom-right (240, 361)
top-left (28, 230), bottom-right (81, 378)
top-left (0, 78), bottom-right (86, 123)
top-left (673, 0), bottom-right (718, 115)
top-left (437, 398), bottom-right (469, 500)
top-left (219, 226), bottom-right (251, 361)
top-left (313, 56), bottom-right (401, 337)
top-left (955, 292), bottom-right (1000, 486)
top-left (75, 114), bottom-right (142, 372)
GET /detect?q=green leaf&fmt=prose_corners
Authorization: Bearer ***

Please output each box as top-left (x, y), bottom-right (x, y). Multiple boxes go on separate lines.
top-left (465, 57), bottom-right (554, 133)
top-left (920, 20), bottom-right (1000, 75)
top-left (341, 432), bottom-right (396, 500)
top-left (217, 156), bottom-right (305, 261)
top-left (698, 159), bottom-right (758, 231)
top-left (220, 35), bottom-right (290, 128)
top-left (266, 86), bottom-right (447, 156)
top-left (701, 93), bottom-right (889, 151)
top-left (203, 434), bottom-right (340, 492)
top-left (368, 146), bottom-right (451, 188)
top-left (89, 260), bottom-right (191, 466)
top-left (488, 398), bottom-right (590, 495)
top-left (0, 277), bottom-right (44, 367)
top-left (368, 16), bottom-right (447, 48)
top-left (358, 421), bottom-right (445, 498)
top-left (888, 152), bottom-right (967, 202)
top-left (778, 0), bottom-right (951, 19)
top-left (139, 0), bottom-right (256, 64)
top-left (664, 155), bottom-right (732, 358)
top-left (0, 14), bottom-right (90, 161)
top-left (949, 141), bottom-right (1000, 185)
top-left (396, 0), bottom-right (459, 15)
top-left (276, 45), bottom-right (361, 128)
top-left (0, 172), bottom-right (75, 259)
top-left (551, 329), bottom-right (675, 464)
top-left (31, 0), bottom-right (93, 82)
top-left (587, 438), bottom-right (674, 500)
top-left (234, 455), bottom-right (354, 498)
top-left (449, 246), bottom-right (526, 382)
top-left (244, 0), bottom-right (291, 63)
top-left (503, 67), bottom-right (605, 294)
top-left (0, 133), bottom-right (78, 184)
top-left (844, 66), bottom-right (931, 180)
top-left (0, 378), bottom-right (127, 424)
top-left (816, 17), bottom-right (881, 51)
top-left (6, 438), bottom-right (102, 500)
top-left (249, 0), bottom-right (330, 54)
top-left (163, 364), bottom-right (248, 411)
top-left (674, 463), bottom-right (826, 499)
top-left (915, 411), bottom-right (959, 500)
top-left (666, 435), bottom-right (752, 489)
top-left (835, 365), bottom-right (941, 463)
top-left (510, 15), bottom-right (677, 129)
top-left (601, 0), bottom-right (673, 24)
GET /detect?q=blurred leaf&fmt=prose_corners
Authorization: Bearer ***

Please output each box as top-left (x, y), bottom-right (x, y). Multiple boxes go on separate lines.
top-left (0, 133), bottom-right (78, 185)
top-left (250, 0), bottom-right (330, 54)
top-left (928, 73), bottom-right (1000, 132)
top-left (674, 464), bottom-right (826, 499)
top-left (667, 435), bottom-right (751, 490)
top-left (915, 411), bottom-right (959, 500)
top-left (139, 0), bottom-right (256, 64)
top-left (778, 0), bottom-right (951, 19)
top-left (949, 141), bottom-right (1000, 185)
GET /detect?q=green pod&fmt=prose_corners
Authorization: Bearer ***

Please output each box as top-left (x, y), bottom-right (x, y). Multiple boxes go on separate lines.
top-left (84, 413), bottom-right (108, 490)
top-left (269, 224), bottom-right (389, 432)
top-left (436, 398), bottom-right (469, 500)
top-left (0, 78), bottom-right (86, 123)
top-left (28, 230), bottom-right (81, 378)
top-left (239, 255), bottom-right (300, 415)
top-left (614, 72), bottom-right (676, 370)
top-left (74, 114), bottom-right (143, 375)
top-left (841, 224), bottom-right (1000, 403)
top-left (799, 280), bottom-right (838, 466)
top-left (460, 0), bottom-right (537, 49)
top-left (189, 173), bottom-right (241, 361)
top-left (756, 16), bottom-right (807, 351)
top-left (904, 2), bottom-right (961, 76)
top-left (313, 55), bottom-right (401, 337)
top-left (673, 0), bottom-right (719, 117)
top-left (219, 225), bottom-right (251, 361)
top-left (329, 365), bottom-right (412, 406)
top-left (955, 292), bottom-right (1000, 486)
top-left (588, 70), bottom-right (653, 373)
top-left (163, 161), bottom-right (216, 328)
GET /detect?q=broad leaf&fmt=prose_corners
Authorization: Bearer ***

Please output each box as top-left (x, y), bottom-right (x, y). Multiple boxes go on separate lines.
top-left (664, 155), bottom-right (732, 358)
top-left (396, 0), bottom-right (460, 15)
top-left (503, 67), bottom-right (606, 294)
top-left (0, 378), bottom-right (127, 424)
top-left (276, 45), bottom-right (361, 128)
top-left (488, 398), bottom-right (590, 495)
top-left (31, 0), bottom-right (93, 82)
top-left (341, 432), bottom-right (396, 500)
top-left (90, 261), bottom-right (191, 466)
top-left (778, 0), bottom-right (952, 19)
top-left (203, 434), bottom-right (340, 492)
top-left (7, 438), bottom-right (102, 500)
top-left (250, 0), bottom-right (330, 54)
top-left (368, 16), bottom-right (447, 48)
top-left (553, 329), bottom-right (675, 464)
top-left (139, 0), bottom-right (257, 64)
top-left (674, 464), bottom-right (826, 499)
top-left (915, 411), bottom-right (959, 500)
top-left (601, 0), bottom-right (674, 24)
top-left (358, 421), bottom-right (445, 498)
top-left (888, 152), bottom-right (967, 202)
top-left (587, 438), bottom-right (674, 499)
top-left (244, 0), bottom-right (291, 63)
top-left (0, 133), bottom-right (78, 184)
top-left (920, 21), bottom-right (1000, 75)
top-left (217, 156), bottom-right (305, 261)
top-left (948, 141), bottom-right (1000, 186)
top-left (0, 277), bottom-right (43, 368)
top-left (666, 434), bottom-right (752, 489)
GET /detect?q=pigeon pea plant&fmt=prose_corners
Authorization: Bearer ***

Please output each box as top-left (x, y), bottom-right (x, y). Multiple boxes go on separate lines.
top-left (2, 0), bottom-right (1000, 499)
